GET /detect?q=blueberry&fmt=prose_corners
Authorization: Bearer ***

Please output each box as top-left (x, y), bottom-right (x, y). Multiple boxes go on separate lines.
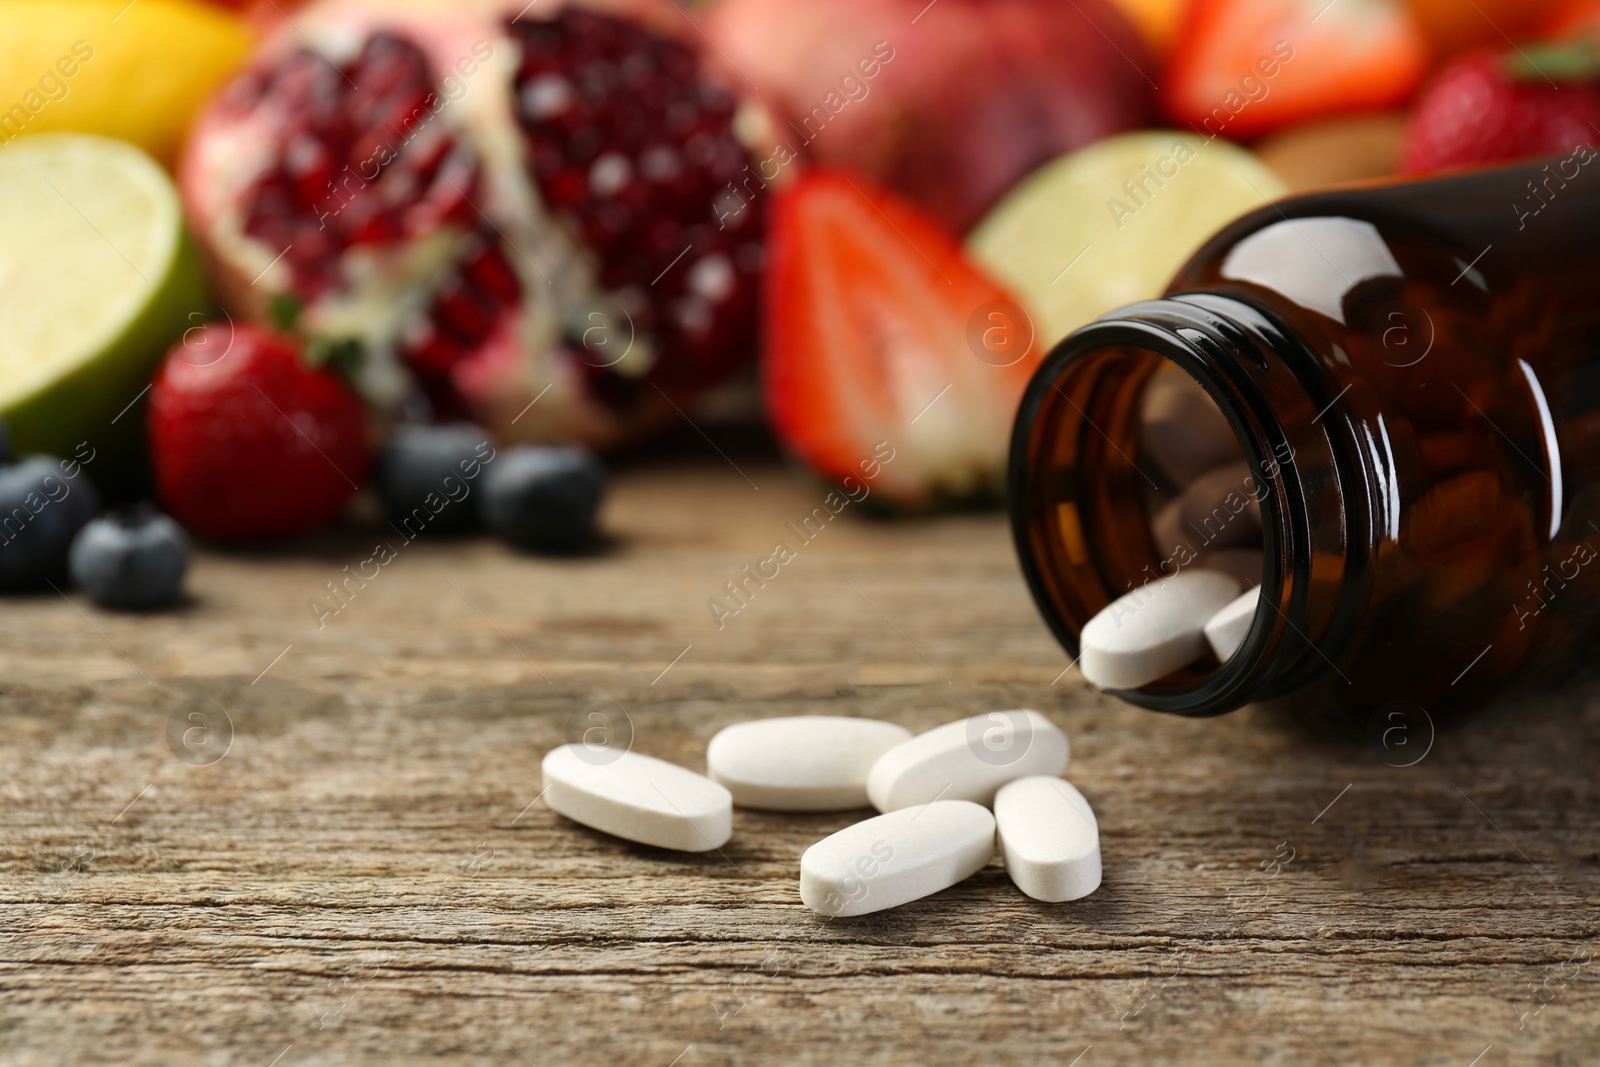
top-left (480, 446), bottom-right (605, 553)
top-left (375, 423), bottom-right (495, 535)
top-left (68, 507), bottom-right (189, 610)
top-left (0, 455), bottom-right (101, 590)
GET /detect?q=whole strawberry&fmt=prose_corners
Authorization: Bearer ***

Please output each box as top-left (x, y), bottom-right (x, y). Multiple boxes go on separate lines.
top-left (1401, 48), bottom-right (1600, 173)
top-left (149, 323), bottom-right (370, 541)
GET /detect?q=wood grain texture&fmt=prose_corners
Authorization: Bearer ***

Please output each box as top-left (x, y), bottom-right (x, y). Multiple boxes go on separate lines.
top-left (2, 457), bottom-right (1598, 1066)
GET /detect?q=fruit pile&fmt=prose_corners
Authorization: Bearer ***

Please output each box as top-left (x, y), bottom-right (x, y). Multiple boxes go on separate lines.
top-left (0, 0), bottom-right (1596, 607)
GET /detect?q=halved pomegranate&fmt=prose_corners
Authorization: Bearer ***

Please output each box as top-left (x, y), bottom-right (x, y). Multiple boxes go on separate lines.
top-left (181, 0), bottom-right (765, 448)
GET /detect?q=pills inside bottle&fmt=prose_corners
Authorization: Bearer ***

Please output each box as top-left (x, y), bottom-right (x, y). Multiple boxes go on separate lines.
top-left (1075, 367), bottom-right (1271, 691)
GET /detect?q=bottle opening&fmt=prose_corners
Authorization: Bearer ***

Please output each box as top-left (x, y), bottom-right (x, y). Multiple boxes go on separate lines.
top-left (1010, 306), bottom-right (1307, 716)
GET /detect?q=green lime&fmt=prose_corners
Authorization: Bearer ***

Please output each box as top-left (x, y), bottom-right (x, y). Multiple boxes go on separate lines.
top-left (0, 133), bottom-right (206, 492)
top-left (967, 131), bottom-right (1287, 349)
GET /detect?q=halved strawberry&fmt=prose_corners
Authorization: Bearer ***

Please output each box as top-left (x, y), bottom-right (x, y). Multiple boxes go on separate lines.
top-left (763, 170), bottom-right (1038, 508)
top-left (1164, 0), bottom-right (1430, 141)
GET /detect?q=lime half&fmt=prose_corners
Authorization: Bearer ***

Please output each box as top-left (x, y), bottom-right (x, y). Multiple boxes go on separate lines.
top-left (967, 131), bottom-right (1287, 349)
top-left (0, 134), bottom-right (204, 488)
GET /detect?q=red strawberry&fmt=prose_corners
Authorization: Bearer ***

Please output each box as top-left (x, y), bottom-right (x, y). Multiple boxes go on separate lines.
top-left (1400, 48), bottom-right (1600, 173)
top-left (763, 170), bottom-right (1038, 508)
top-left (1165, 0), bottom-right (1429, 141)
top-left (149, 323), bottom-right (371, 541)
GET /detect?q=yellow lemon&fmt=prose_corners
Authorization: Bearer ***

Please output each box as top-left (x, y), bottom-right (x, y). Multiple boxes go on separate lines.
top-left (0, 0), bottom-right (253, 168)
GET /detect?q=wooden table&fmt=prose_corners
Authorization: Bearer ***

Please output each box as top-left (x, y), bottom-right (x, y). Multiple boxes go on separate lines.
top-left (2, 450), bottom-right (1596, 1065)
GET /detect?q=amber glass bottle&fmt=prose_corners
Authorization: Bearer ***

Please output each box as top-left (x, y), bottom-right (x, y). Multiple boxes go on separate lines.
top-left (1010, 151), bottom-right (1600, 716)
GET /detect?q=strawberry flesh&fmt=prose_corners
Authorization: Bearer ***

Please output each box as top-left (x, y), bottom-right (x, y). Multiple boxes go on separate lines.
top-left (763, 170), bottom-right (1037, 507)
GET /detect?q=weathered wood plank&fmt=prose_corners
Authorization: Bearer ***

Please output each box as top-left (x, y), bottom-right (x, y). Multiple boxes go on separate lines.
top-left (1, 460), bottom-right (1597, 1065)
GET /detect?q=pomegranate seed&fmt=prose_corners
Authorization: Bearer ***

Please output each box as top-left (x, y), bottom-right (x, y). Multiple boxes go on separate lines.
top-left (223, 69), bottom-right (270, 111)
top-left (566, 126), bottom-right (603, 164)
top-left (518, 22), bottom-right (563, 56)
top-left (405, 131), bottom-right (456, 184)
top-left (432, 276), bottom-right (497, 343)
top-left (644, 218), bottom-right (684, 258)
top-left (657, 39), bottom-right (696, 83)
top-left (686, 253), bottom-right (735, 305)
top-left (284, 136), bottom-right (335, 204)
top-left (638, 144), bottom-right (681, 184)
top-left (503, 4), bottom-right (764, 407)
top-left (735, 241), bottom-right (764, 274)
top-left (460, 241), bottom-right (521, 304)
top-left (236, 34), bottom-right (486, 280)
top-left (271, 51), bottom-right (341, 106)
top-left (582, 202), bottom-right (633, 252)
top-left (348, 34), bottom-right (428, 103)
top-left (520, 74), bottom-right (575, 122)
top-left (546, 167), bottom-right (587, 208)
top-left (588, 152), bottom-right (632, 198)
top-left (401, 318), bottom-right (465, 376)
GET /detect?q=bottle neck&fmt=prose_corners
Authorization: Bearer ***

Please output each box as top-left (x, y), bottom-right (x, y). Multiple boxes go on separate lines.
top-left (1009, 294), bottom-right (1378, 715)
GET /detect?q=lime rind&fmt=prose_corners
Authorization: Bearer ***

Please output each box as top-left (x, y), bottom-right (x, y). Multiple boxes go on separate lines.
top-left (0, 134), bottom-right (207, 488)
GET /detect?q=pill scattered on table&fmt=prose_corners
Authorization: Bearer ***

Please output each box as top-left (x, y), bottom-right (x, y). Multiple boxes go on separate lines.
top-left (541, 744), bottom-right (733, 852)
top-left (706, 715), bottom-right (912, 811)
top-left (866, 709), bottom-right (1069, 812)
top-left (541, 711), bottom-right (1111, 918)
top-left (1204, 586), bottom-right (1261, 663)
top-left (993, 776), bottom-right (1102, 902)
top-left (1079, 569), bottom-right (1242, 689)
top-left (799, 800), bottom-right (995, 917)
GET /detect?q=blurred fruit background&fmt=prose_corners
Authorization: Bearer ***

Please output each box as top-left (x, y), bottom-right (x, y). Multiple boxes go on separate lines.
top-left (1, 0), bottom-right (1596, 605)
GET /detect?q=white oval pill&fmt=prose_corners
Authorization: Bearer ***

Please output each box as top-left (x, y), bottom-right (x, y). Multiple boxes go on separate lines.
top-left (799, 800), bottom-right (995, 916)
top-left (866, 710), bottom-right (1068, 813)
top-left (1204, 586), bottom-right (1261, 664)
top-left (994, 776), bottom-right (1102, 902)
top-left (1079, 569), bottom-right (1242, 690)
top-left (541, 744), bottom-right (732, 852)
top-left (707, 716), bottom-right (912, 811)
